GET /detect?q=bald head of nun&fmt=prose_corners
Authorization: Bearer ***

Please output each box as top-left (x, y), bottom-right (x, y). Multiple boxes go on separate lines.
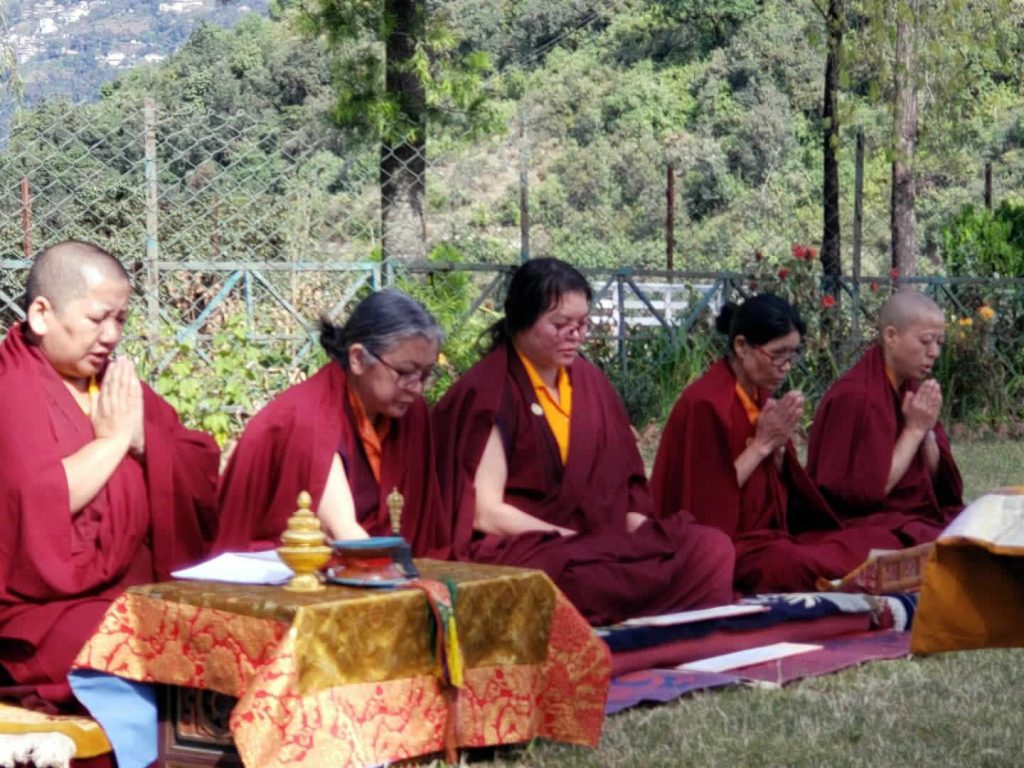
top-left (26, 240), bottom-right (129, 312)
top-left (24, 240), bottom-right (132, 385)
top-left (879, 290), bottom-right (946, 387)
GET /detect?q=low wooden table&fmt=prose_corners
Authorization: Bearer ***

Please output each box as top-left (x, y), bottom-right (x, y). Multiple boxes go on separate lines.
top-left (74, 560), bottom-right (610, 767)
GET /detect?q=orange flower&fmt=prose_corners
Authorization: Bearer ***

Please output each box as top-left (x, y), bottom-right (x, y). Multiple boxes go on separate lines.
top-left (958, 316), bottom-right (973, 328)
top-left (977, 305), bottom-right (996, 321)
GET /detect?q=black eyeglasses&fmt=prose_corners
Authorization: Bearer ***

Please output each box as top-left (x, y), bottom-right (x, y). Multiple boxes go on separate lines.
top-left (754, 346), bottom-right (803, 369)
top-left (365, 349), bottom-right (437, 389)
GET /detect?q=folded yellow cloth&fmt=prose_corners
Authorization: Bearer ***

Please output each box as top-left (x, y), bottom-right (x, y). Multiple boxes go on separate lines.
top-left (0, 701), bottom-right (112, 759)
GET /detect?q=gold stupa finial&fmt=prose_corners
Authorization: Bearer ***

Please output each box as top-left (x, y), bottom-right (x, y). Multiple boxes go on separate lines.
top-left (387, 487), bottom-right (404, 535)
top-left (276, 491), bottom-right (331, 592)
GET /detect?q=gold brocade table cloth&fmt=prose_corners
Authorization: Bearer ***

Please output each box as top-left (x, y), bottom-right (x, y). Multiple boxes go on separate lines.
top-left (73, 559), bottom-right (611, 767)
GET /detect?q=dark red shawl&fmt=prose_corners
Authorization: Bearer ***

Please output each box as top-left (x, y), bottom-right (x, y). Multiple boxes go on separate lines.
top-left (650, 358), bottom-right (841, 538)
top-left (215, 362), bottom-right (449, 558)
top-left (807, 345), bottom-right (963, 527)
top-left (0, 324), bottom-right (219, 707)
top-left (431, 345), bottom-right (736, 622)
top-left (432, 344), bottom-right (652, 559)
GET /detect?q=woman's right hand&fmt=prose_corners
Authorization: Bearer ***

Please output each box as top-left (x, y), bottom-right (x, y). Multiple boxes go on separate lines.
top-left (753, 390), bottom-right (803, 454)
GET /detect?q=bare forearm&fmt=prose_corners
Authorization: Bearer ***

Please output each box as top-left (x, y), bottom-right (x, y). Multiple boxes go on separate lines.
top-left (318, 454), bottom-right (369, 541)
top-left (62, 436), bottom-right (131, 513)
top-left (475, 500), bottom-right (574, 537)
top-left (734, 441), bottom-right (773, 488)
top-left (922, 429), bottom-right (940, 476)
top-left (885, 426), bottom-right (927, 494)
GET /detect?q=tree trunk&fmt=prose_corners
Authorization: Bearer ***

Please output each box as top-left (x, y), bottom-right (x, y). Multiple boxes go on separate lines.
top-left (381, 0), bottom-right (427, 263)
top-left (821, 0), bottom-right (843, 296)
top-left (890, 0), bottom-right (919, 277)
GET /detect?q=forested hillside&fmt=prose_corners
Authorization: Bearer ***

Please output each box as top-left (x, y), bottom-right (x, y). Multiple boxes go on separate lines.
top-left (5, 0), bottom-right (1024, 275)
top-left (3, 0), bottom-right (269, 103)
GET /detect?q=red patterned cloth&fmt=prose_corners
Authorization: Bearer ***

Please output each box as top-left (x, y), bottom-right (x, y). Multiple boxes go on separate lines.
top-left (72, 567), bottom-right (609, 766)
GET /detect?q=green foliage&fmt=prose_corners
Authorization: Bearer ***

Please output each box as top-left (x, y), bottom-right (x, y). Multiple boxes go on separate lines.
top-left (392, 243), bottom-right (503, 400)
top-left (942, 201), bottom-right (1024, 278)
top-left (592, 328), bottom-right (723, 426)
top-left (124, 312), bottom-right (325, 447)
top-left (278, 0), bottom-right (501, 143)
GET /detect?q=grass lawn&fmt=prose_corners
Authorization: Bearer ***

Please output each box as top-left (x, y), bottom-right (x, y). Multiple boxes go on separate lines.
top-left (485, 439), bottom-right (1024, 768)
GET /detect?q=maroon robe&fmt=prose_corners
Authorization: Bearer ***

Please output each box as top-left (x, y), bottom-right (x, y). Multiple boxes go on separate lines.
top-left (807, 344), bottom-right (963, 539)
top-left (650, 358), bottom-right (905, 593)
top-left (432, 344), bottom-right (734, 626)
top-left (215, 362), bottom-right (449, 558)
top-left (0, 324), bottom-right (219, 709)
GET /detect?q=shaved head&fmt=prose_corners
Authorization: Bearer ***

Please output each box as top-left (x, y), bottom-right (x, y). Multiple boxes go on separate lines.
top-left (879, 289), bottom-right (946, 385)
top-left (26, 240), bottom-right (129, 312)
top-left (878, 290), bottom-right (943, 334)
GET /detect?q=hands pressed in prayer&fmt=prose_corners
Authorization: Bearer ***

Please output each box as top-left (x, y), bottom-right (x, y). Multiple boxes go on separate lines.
top-left (755, 390), bottom-right (804, 454)
top-left (734, 390), bottom-right (803, 487)
top-left (902, 378), bottom-right (942, 435)
top-left (92, 356), bottom-right (145, 455)
top-left (887, 379), bottom-right (944, 492)
top-left (64, 357), bottom-right (147, 513)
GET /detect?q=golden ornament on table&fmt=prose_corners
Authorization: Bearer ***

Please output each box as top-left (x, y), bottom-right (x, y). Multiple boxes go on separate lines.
top-left (387, 486), bottom-right (404, 535)
top-left (277, 491), bottom-right (331, 592)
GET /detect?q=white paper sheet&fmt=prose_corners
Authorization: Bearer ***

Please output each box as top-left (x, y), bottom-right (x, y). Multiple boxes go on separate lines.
top-left (940, 492), bottom-right (1024, 548)
top-left (170, 551), bottom-right (294, 585)
top-left (678, 642), bottom-right (822, 673)
top-left (618, 603), bottom-right (770, 628)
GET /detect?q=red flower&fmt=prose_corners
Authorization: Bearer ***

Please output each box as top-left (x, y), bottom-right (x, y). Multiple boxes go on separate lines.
top-left (890, 267), bottom-right (900, 280)
top-left (754, 250), bottom-right (764, 262)
top-left (870, 281), bottom-right (879, 293)
top-left (791, 243), bottom-right (804, 260)
top-left (806, 246), bottom-right (818, 260)
top-left (821, 295), bottom-right (836, 309)
top-left (778, 268), bottom-right (789, 280)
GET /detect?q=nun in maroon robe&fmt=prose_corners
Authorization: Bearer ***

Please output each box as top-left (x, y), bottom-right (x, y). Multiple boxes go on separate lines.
top-left (0, 242), bottom-right (219, 710)
top-left (433, 259), bottom-right (734, 627)
top-left (651, 295), bottom-right (904, 594)
top-left (216, 290), bottom-right (449, 558)
top-left (807, 293), bottom-right (963, 537)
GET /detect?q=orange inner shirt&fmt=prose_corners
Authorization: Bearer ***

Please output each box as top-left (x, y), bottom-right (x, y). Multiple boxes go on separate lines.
top-left (734, 382), bottom-right (761, 427)
top-left (346, 385), bottom-right (391, 482)
top-left (885, 365), bottom-right (899, 393)
top-left (517, 349), bottom-right (573, 465)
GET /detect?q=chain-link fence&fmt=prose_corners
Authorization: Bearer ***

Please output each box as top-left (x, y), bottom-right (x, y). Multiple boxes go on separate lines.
top-left (3, 93), bottom-right (1024, 441)
top-left (1, 248), bottom-right (1022, 447)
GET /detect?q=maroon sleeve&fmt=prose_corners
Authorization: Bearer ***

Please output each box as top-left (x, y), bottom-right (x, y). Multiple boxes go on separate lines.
top-left (142, 385), bottom-right (220, 578)
top-left (215, 366), bottom-right (344, 555)
top-left (0, 383), bottom-right (100, 601)
top-left (807, 388), bottom-right (894, 512)
top-left (431, 356), bottom-right (504, 559)
top-left (651, 393), bottom-right (743, 538)
top-left (932, 422), bottom-right (964, 515)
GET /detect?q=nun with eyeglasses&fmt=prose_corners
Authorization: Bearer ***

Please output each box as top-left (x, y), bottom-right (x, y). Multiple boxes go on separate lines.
top-left (215, 289), bottom-right (449, 558)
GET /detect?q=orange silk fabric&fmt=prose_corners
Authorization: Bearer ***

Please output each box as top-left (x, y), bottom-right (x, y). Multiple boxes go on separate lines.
top-left (73, 560), bottom-right (610, 766)
top-left (734, 383), bottom-right (761, 427)
top-left (517, 350), bottom-right (573, 465)
top-left (347, 384), bottom-right (390, 482)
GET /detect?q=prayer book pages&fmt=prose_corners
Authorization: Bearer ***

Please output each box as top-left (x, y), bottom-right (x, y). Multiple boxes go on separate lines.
top-left (171, 551), bottom-right (293, 585)
top-left (940, 492), bottom-right (1024, 550)
top-left (618, 604), bottom-right (769, 628)
top-left (678, 642), bottom-right (823, 674)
